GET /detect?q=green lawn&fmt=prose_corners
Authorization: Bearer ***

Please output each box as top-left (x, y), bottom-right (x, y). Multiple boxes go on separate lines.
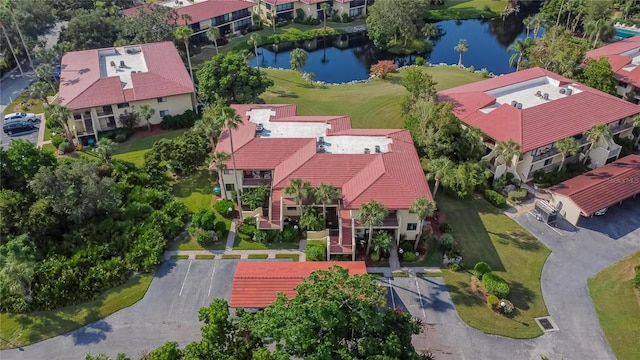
top-left (170, 255), bottom-right (189, 260)
top-left (195, 254), bottom-right (216, 260)
top-left (426, 0), bottom-right (508, 20)
top-left (437, 193), bottom-right (550, 339)
top-left (111, 129), bottom-right (185, 167)
top-left (0, 275), bottom-right (152, 350)
top-left (2, 92), bottom-right (46, 116)
top-left (247, 254), bottom-right (269, 259)
top-left (588, 252), bottom-right (640, 360)
top-left (261, 67), bottom-right (484, 129)
top-left (222, 254), bottom-right (242, 259)
top-left (275, 253), bottom-right (300, 262)
top-left (401, 236), bottom-right (441, 267)
top-left (233, 237), bottom-right (300, 250)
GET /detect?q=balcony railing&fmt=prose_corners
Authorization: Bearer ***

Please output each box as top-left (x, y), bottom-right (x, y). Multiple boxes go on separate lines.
top-left (531, 137), bottom-right (589, 163)
top-left (609, 122), bottom-right (633, 135)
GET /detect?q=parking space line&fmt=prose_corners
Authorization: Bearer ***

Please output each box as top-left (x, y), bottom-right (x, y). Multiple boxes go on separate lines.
top-left (207, 261), bottom-right (217, 297)
top-left (527, 212), bottom-right (563, 236)
top-left (414, 277), bottom-right (426, 319)
top-left (387, 277), bottom-right (395, 309)
top-left (178, 260), bottom-right (193, 297)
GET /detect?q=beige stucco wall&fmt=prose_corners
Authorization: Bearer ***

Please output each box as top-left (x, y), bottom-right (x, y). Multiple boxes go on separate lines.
top-left (397, 209), bottom-right (421, 240)
top-left (295, 2), bottom-right (316, 18)
top-left (550, 193), bottom-right (582, 225)
top-left (220, 170), bottom-right (243, 199)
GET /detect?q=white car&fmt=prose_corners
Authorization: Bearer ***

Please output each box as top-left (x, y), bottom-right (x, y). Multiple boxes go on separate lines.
top-left (4, 112), bottom-right (37, 124)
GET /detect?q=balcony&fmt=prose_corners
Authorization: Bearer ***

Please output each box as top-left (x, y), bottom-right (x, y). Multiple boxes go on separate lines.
top-left (243, 177), bottom-right (271, 187)
top-left (609, 122), bottom-right (633, 135)
top-left (531, 137), bottom-right (589, 163)
top-left (607, 142), bottom-right (622, 159)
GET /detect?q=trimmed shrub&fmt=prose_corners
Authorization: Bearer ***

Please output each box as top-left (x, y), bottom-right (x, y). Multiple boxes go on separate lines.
top-left (191, 227), bottom-right (215, 246)
top-left (415, 56), bottom-right (425, 66)
top-left (98, 127), bottom-right (133, 141)
top-left (401, 241), bottom-right (414, 253)
top-left (51, 134), bottom-right (65, 148)
top-left (114, 134), bottom-right (127, 143)
top-left (58, 141), bottom-right (70, 153)
top-left (484, 189), bottom-right (506, 208)
top-left (214, 199), bottom-right (235, 218)
top-left (237, 223), bottom-right (256, 237)
top-left (482, 273), bottom-right (510, 299)
top-left (282, 225), bottom-right (298, 242)
top-left (492, 176), bottom-right (507, 192)
top-left (473, 261), bottom-right (492, 279)
top-left (370, 60), bottom-right (398, 79)
top-left (486, 294), bottom-right (499, 309)
top-left (370, 252), bottom-right (380, 262)
top-left (508, 188), bottom-right (527, 203)
top-left (159, 110), bottom-right (199, 130)
top-left (438, 222), bottom-right (453, 233)
top-left (402, 251), bottom-right (417, 262)
top-left (305, 240), bottom-right (326, 261)
top-left (438, 234), bottom-right (454, 252)
top-left (191, 208), bottom-right (217, 231)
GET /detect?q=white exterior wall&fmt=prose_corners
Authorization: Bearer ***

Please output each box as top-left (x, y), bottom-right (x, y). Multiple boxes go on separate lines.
top-left (550, 193), bottom-right (582, 225)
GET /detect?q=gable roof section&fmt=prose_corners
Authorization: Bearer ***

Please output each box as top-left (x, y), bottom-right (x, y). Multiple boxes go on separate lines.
top-left (174, 0), bottom-right (254, 25)
top-left (586, 37), bottom-right (640, 87)
top-left (439, 67), bottom-right (640, 152)
top-left (59, 41), bottom-right (194, 109)
top-left (549, 154), bottom-right (640, 216)
top-left (230, 262), bottom-right (368, 309)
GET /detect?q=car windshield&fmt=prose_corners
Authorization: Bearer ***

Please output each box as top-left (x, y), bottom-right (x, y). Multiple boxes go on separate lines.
top-left (19, 113), bottom-right (26, 116)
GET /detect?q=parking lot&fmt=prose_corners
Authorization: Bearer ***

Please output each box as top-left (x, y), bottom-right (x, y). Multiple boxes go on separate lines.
top-left (1, 114), bottom-right (42, 150)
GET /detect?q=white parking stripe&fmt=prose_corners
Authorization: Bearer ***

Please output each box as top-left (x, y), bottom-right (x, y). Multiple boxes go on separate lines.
top-left (178, 260), bottom-right (192, 297)
top-left (388, 277), bottom-right (395, 309)
top-left (414, 277), bottom-right (426, 319)
top-left (207, 261), bottom-right (217, 297)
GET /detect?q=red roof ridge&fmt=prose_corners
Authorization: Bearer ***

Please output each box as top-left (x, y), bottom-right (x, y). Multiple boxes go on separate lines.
top-left (342, 156), bottom-right (386, 207)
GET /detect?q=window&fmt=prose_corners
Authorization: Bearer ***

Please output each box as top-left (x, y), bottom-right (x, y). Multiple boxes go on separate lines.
top-left (225, 184), bottom-right (235, 191)
top-left (544, 158), bottom-right (552, 166)
top-left (406, 223), bottom-right (417, 231)
top-left (159, 110), bottom-right (170, 117)
top-left (286, 206), bottom-right (297, 211)
top-left (117, 102), bottom-right (129, 109)
top-left (223, 169), bottom-right (232, 174)
top-left (157, 97), bottom-right (167, 103)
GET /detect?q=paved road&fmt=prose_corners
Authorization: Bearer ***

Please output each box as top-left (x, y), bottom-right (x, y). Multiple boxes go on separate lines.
top-left (0, 71), bottom-right (38, 150)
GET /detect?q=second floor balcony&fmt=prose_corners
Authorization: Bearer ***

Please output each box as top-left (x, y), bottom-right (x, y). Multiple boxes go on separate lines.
top-left (609, 121), bottom-right (633, 135)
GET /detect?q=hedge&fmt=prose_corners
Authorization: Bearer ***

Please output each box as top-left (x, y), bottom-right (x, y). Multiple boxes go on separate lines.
top-left (484, 189), bottom-right (506, 208)
top-left (214, 199), bottom-right (235, 218)
top-left (98, 127), bottom-right (134, 141)
top-left (305, 240), bottom-right (326, 261)
top-left (472, 261), bottom-right (492, 279)
top-left (482, 273), bottom-right (510, 299)
top-left (402, 251), bottom-right (417, 262)
top-left (159, 109), bottom-right (199, 130)
top-left (508, 188), bottom-right (527, 203)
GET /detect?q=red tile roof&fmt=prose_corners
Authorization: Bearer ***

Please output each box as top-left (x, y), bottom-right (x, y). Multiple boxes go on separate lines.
top-left (214, 104), bottom-right (432, 210)
top-left (58, 42), bottom-right (194, 109)
top-left (549, 154), bottom-right (640, 216)
top-left (261, 0), bottom-right (298, 5)
top-left (586, 36), bottom-right (640, 88)
top-left (438, 67), bottom-right (640, 152)
top-left (230, 262), bottom-right (368, 308)
top-left (122, 0), bottom-right (253, 25)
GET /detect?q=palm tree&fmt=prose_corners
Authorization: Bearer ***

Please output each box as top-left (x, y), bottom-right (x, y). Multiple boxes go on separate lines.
top-left (314, 182), bottom-right (340, 223)
top-left (138, 104), bottom-right (155, 132)
top-left (422, 23), bottom-right (439, 41)
top-left (271, 1), bottom-right (278, 32)
top-left (633, 115), bottom-right (640, 148)
top-left (372, 231), bottom-right (393, 258)
top-left (0, 236), bottom-right (36, 304)
top-left (248, 33), bottom-right (261, 68)
top-left (209, 151), bottom-right (231, 196)
top-left (206, 26), bottom-right (220, 55)
top-left (320, 2), bottom-right (330, 31)
top-left (299, 206), bottom-right (323, 231)
top-left (197, 107), bottom-right (226, 151)
top-left (555, 137), bottom-right (580, 171)
top-left (410, 197), bottom-right (436, 250)
top-left (508, 37), bottom-right (535, 70)
top-left (220, 107), bottom-right (244, 218)
top-left (29, 81), bottom-right (50, 105)
top-left (175, 26), bottom-right (195, 83)
top-left (556, 0), bottom-right (565, 26)
top-left (584, 18), bottom-right (615, 48)
top-left (93, 138), bottom-right (116, 164)
top-left (359, 200), bottom-right (388, 256)
top-left (522, 16), bottom-right (534, 38)
top-left (425, 157), bottom-right (454, 197)
top-left (584, 123), bottom-right (612, 163)
top-left (290, 48), bottom-right (308, 73)
top-left (284, 178), bottom-right (312, 215)
top-left (495, 140), bottom-right (521, 169)
top-left (45, 104), bottom-right (74, 145)
top-left (181, 13), bottom-right (192, 26)
top-left (532, 14), bottom-right (544, 39)
top-left (3, 1), bottom-right (34, 70)
top-left (454, 39), bottom-right (469, 67)
top-left (0, 18), bottom-right (23, 76)
top-left (35, 64), bottom-right (56, 92)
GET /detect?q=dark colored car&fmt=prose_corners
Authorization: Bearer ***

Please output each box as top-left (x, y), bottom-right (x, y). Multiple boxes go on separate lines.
top-left (3, 120), bottom-right (36, 135)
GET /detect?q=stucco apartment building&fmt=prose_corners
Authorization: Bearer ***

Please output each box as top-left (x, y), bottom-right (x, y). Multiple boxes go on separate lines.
top-left (438, 67), bottom-right (640, 182)
top-left (58, 41), bottom-right (195, 144)
top-left (585, 36), bottom-right (640, 103)
top-left (214, 104), bottom-right (431, 259)
top-left (256, 0), bottom-right (366, 25)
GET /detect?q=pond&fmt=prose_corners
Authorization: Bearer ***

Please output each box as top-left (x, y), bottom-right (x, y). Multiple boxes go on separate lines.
top-left (249, 2), bottom-right (544, 83)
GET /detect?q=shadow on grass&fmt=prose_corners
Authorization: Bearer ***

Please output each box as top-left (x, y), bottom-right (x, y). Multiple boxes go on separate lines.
top-left (443, 280), bottom-right (483, 308)
top-left (270, 89), bottom-right (299, 98)
top-left (509, 281), bottom-right (537, 311)
top-left (171, 170), bottom-right (212, 199)
top-left (489, 230), bottom-right (542, 251)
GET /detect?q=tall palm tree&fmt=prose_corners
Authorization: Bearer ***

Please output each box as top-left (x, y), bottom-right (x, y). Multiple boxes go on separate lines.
top-left (454, 39), bottom-right (469, 67)
top-left (138, 104), bottom-right (156, 132)
top-left (410, 197), bottom-right (436, 250)
top-left (320, 2), bottom-right (330, 31)
top-left (522, 16), bottom-right (534, 38)
top-left (532, 14), bottom-right (544, 39)
top-left (555, 137), bottom-right (580, 171)
top-left (0, 18), bottom-right (23, 76)
top-left (248, 33), bottom-right (261, 68)
top-left (556, 0), bottom-right (565, 26)
top-left (206, 26), bottom-right (220, 55)
top-left (181, 13), bottom-right (192, 26)
top-left (271, 0), bottom-right (278, 32)
top-left (633, 115), bottom-right (640, 148)
top-left (314, 182), bottom-right (340, 223)
top-left (359, 200), bottom-right (388, 256)
top-left (175, 26), bottom-right (195, 83)
top-left (284, 178), bottom-right (312, 215)
top-left (584, 18), bottom-right (615, 49)
top-left (35, 64), bottom-right (56, 92)
top-left (197, 107), bottom-right (226, 151)
top-left (422, 23), bottom-right (439, 41)
top-left (584, 123), bottom-right (612, 163)
top-left (3, 1), bottom-right (34, 70)
top-left (209, 151), bottom-right (231, 196)
top-left (220, 107), bottom-right (244, 218)
top-left (508, 37), bottom-right (535, 70)
top-left (425, 157), bottom-right (454, 197)
top-left (290, 48), bottom-right (308, 73)
top-left (495, 140), bottom-right (521, 169)
top-left (0, 236), bottom-right (36, 304)
top-left (93, 138), bottom-right (116, 164)
top-left (29, 81), bottom-right (50, 105)
top-left (45, 104), bottom-right (74, 145)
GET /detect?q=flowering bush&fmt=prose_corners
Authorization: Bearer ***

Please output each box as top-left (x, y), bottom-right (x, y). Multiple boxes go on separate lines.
top-left (499, 299), bottom-right (514, 314)
top-left (370, 60), bottom-right (398, 79)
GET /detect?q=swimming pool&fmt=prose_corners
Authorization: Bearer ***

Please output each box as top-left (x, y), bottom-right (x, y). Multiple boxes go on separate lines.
top-left (616, 28), bottom-right (640, 39)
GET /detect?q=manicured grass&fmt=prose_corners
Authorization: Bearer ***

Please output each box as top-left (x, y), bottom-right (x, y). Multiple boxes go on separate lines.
top-left (222, 254), bottom-right (242, 259)
top-left (588, 251), bottom-right (640, 360)
top-left (426, 0), bottom-right (508, 20)
top-left (233, 237), bottom-right (300, 250)
top-left (368, 272), bottom-right (385, 278)
top-left (261, 67), bottom-right (484, 129)
top-left (275, 253), bottom-right (300, 262)
top-left (247, 254), bottom-right (269, 259)
top-left (417, 272), bottom-right (442, 277)
top-left (111, 129), bottom-right (185, 167)
top-left (437, 193), bottom-right (550, 339)
top-left (392, 271), bottom-right (410, 278)
top-left (41, 143), bottom-right (56, 152)
top-left (170, 255), bottom-right (189, 260)
top-left (0, 275), bottom-right (152, 350)
top-left (2, 92), bottom-right (45, 116)
top-left (401, 236), bottom-right (442, 267)
top-left (195, 254), bottom-right (216, 260)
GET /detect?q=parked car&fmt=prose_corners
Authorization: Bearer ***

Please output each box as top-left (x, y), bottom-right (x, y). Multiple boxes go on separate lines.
top-left (4, 112), bottom-right (37, 124)
top-left (3, 120), bottom-right (36, 135)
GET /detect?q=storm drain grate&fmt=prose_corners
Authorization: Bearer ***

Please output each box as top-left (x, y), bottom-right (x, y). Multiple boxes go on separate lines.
top-left (535, 317), bottom-right (559, 332)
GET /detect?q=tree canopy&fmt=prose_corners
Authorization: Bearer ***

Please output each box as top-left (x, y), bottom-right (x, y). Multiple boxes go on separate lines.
top-left (525, 25), bottom-right (589, 78)
top-left (366, 0), bottom-right (427, 50)
top-left (196, 52), bottom-right (274, 105)
top-left (580, 57), bottom-right (617, 95)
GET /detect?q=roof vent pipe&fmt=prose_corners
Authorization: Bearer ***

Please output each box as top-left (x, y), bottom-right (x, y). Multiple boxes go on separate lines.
top-left (543, 93), bottom-right (549, 100)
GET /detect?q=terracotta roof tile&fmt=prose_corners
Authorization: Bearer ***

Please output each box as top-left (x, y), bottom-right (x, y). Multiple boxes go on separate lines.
top-left (549, 154), bottom-right (640, 216)
top-left (122, 0), bottom-right (254, 25)
top-left (586, 37), bottom-right (640, 87)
